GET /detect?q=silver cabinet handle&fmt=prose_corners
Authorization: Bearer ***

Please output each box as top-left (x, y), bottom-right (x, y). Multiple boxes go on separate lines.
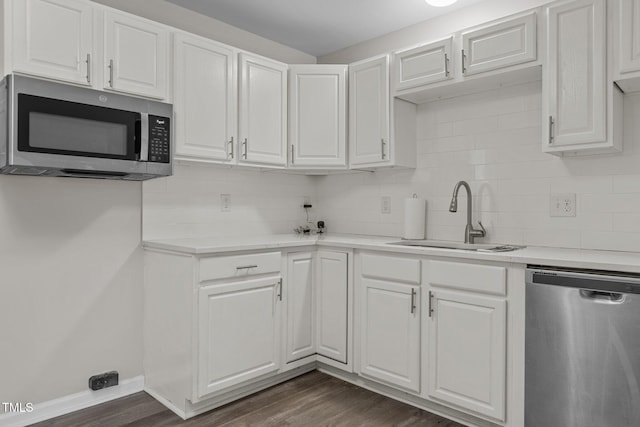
top-left (461, 49), bottom-right (466, 74)
top-left (236, 265), bottom-right (257, 270)
top-left (548, 116), bottom-right (554, 144)
top-left (86, 53), bottom-right (91, 84)
top-left (428, 291), bottom-right (434, 318)
top-left (242, 138), bottom-right (248, 159)
top-left (291, 145), bottom-right (295, 164)
top-left (410, 288), bottom-right (417, 314)
top-left (108, 59), bottom-right (114, 88)
top-left (444, 53), bottom-right (450, 77)
top-left (277, 279), bottom-right (283, 301)
top-left (228, 136), bottom-right (234, 159)
top-left (381, 138), bottom-right (386, 160)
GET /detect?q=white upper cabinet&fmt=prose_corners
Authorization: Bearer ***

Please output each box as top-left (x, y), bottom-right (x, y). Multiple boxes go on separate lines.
top-left (288, 65), bottom-right (347, 168)
top-left (392, 37), bottom-right (453, 91)
top-left (239, 53), bottom-right (288, 167)
top-left (349, 55), bottom-right (390, 167)
top-left (173, 33), bottom-right (236, 162)
top-left (461, 12), bottom-right (537, 76)
top-left (11, 0), bottom-right (94, 86)
top-left (392, 11), bottom-right (539, 102)
top-left (543, 0), bottom-right (621, 155)
top-left (617, 0), bottom-right (640, 75)
top-left (614, 0), bottom-right (640, 92)
top-left (350, 55), bottom-right (416, 170)
top-left (103, 10), bottom-right (168, 99)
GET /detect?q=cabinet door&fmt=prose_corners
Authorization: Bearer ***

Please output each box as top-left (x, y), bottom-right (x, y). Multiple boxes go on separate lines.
top-left (392, 37), bottom-right (453, 92)
top-left (239, 53), bottom-right (288, 166)
top-left (618, 0), bottom-right (640, 74)
top-left (289, 65), bottom-right (347, 167)
top-left (544, 0), bottom-right (606, 149)
top-left (197, 277), bottom-right (281, 397)
top-left (104, 11), bottom-right (168, 99)
top-left (285, 252), bottom-right (315, 363)
top-left (316, 251), bottom-right (348, 363)
top-left (462, 12), bottom-right (536, 76)
top-left (12, 0), bottom-right (93, 85)
top-left (360, 278), bottom-right (420, 393)
top-left (349, 55), bottom-right (390, 166)
top-left (174, 33), bottom-right (236, 162)
top-left (427, 289), bottom-right (506, 421)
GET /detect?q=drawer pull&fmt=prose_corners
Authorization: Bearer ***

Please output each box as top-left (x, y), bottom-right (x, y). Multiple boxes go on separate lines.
top-left (236, 265), bottom-right (258, 270)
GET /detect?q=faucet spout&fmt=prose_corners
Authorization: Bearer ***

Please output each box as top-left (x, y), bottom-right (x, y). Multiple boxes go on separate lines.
top-left (449, 180), bottom-right (486, 244)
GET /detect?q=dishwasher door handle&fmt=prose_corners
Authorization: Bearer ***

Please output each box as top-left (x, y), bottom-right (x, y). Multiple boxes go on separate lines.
top-left (579, 289), bottom-right (625, 302)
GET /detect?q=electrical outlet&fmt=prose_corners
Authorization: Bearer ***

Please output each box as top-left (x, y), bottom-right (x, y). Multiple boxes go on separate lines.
top-left (381, 196), bottom-right (391, 214)
top-left (550, 193), bottom-right (576, 217)
top-left (89, 371), bottom-right (118, 391)
top-left (221, 194), bottom-right (231, 212)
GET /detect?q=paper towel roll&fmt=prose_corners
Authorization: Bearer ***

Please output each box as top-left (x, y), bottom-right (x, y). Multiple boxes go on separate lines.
top-left (403, 196), bottom-right (426, 240)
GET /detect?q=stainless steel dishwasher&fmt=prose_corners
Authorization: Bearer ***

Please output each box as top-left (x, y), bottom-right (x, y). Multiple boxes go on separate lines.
top-left (525, 266), bottom-right (640, 427)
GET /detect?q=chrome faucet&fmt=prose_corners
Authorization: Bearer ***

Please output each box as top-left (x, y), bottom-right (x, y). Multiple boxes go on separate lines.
top-left (449, 180), bottom-right (486, 244)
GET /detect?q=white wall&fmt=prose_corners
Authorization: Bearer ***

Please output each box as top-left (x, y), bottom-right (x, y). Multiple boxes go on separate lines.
top-left (0, 177), bottom-right (143, 405)
top-left (143, 164), bottom-right (317, 240)
top-left (317, 82), bottom-right (640, 252)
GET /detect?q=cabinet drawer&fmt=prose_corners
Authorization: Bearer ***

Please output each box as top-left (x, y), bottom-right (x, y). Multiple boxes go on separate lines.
top-left (199, 252), bottom-right (281, 282)
top-left (427, 260), bottom-right (506, 295)
top-left (361, 253), bottom-right (421, 284)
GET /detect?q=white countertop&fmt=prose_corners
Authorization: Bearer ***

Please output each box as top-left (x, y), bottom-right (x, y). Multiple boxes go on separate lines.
top-left (143, 233), bottom-right (640, 274)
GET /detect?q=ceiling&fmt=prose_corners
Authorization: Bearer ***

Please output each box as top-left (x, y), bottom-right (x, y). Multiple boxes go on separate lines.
top-left (165, 0), bottom-right (486, 57)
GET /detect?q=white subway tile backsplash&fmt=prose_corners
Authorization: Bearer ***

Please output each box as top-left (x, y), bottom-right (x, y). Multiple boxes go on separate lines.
top-left (316, 81), bottom-right (640, 252)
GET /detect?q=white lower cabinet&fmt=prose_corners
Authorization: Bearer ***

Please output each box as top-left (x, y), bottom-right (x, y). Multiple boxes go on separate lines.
top-left (358, 253), bottom-right (421, 393)
top-left (197, 277), bottom-right (282, 397)
top-left (424, 260), bottom-right (507, 421)
top-left (316, 250), bottom-right (349, 364)
top-left (284, 251), bottom-right (315, 363)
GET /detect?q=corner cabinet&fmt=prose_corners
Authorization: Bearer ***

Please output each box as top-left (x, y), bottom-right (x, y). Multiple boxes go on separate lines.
top-left (614, 0), bottom-right (640, 91)
top-left (349, 55), bottom-right (416, 169)
top-left (358, 252), bottom-right (421, 393)
top-left (173, 32), bottom-right (236, 162)
top-left (238, 53), bottom-right (288, 167)
top-left (284, 251), bottom-right (315, 363)
top-left (288, 65), bottom-right (347, 168)
top-left (424, 260), bottom-right (507, 422)
top-left (543, 0), bottom-right (622, 155)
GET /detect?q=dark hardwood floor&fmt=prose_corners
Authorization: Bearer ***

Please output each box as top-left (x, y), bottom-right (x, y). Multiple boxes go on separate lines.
top-left (31, 371), bottom-right (465, 427)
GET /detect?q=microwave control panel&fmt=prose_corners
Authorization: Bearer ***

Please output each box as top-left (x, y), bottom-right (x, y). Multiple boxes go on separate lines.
top-left (148, 115), bottom-right (170, 163)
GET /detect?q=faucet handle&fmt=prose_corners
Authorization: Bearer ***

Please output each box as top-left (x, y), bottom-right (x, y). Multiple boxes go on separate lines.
top-left (476, 220), bottom-right (486, 237)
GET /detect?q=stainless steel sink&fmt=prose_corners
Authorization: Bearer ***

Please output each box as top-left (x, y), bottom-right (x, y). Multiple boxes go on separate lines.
top-left (387, 240), bottom-right (525, 252)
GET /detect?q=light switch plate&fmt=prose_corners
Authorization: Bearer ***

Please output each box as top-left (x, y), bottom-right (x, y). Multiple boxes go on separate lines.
top-left (221, 194), bottom-right (231, 212)
top-left (550, 193), bottom-right (576, 217)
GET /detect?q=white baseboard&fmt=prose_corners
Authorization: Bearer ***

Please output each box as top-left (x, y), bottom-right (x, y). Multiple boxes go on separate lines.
top-left (0, 376), bottom-right (144, 427)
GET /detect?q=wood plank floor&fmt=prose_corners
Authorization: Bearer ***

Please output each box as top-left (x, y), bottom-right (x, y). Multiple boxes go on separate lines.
top-left (32, 371), bottom-right (465, 427)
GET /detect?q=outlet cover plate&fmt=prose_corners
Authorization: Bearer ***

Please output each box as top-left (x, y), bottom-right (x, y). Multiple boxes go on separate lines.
top-left (381, 196), bottom-right (391, 214)
top-left (550, 193), bottom-right (576, 217)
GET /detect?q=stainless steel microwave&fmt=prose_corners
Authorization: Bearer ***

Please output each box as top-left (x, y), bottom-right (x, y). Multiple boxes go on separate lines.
top-left (0, 74), bottom-right (172, 180)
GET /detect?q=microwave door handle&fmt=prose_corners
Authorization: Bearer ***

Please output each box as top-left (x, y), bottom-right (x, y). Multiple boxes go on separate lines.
top-left (139, 113), bottom-right (149, 161)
